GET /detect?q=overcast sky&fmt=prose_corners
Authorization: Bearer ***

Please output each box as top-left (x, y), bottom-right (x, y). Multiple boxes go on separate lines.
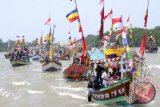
top-left (0, 0), bottom-right (159, 42)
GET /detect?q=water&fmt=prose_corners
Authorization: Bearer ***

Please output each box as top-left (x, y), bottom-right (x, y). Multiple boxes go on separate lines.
top-left (0, 49), bottom-right (160, 107)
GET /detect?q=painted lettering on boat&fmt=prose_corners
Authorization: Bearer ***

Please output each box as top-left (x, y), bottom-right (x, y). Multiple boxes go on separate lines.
top-left (92, 87), bottom-right (126, 100)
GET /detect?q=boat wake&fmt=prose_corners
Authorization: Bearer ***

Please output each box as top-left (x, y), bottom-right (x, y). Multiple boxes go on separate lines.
top-left (57, 91), bottom-right (86, 100)
top-left (80, 103), bottom-right (99, 107)
top-left (49, 85), bottom-right (87, 92)
top-left (0, 88), bottom-right (21, 100)
top-left (32, 68), bottom-right (42, 72)
top-left (12, 81), bottom-right (30, 86)
top-left (27, 89), bottom-right (44, 94)
top-left (55, 86), bottom-right (84, 91)
top-left (148, 65), bottom-right (160, 69)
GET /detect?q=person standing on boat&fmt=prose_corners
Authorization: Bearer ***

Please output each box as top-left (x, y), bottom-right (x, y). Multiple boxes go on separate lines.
top-left (73, 53), bottom-right (80, 64)
top-left (101, 68), bottom-right (109, 87)
top-left (95, 62), bottom-right (105, 86)
top-left (90, 61), bottom-right (95, 74)
top-left (80, 53), bottom-right (85, 66)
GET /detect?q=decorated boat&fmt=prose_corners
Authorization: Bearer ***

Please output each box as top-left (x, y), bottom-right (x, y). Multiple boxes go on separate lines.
top-left (63, 64), bottom-right (89, 79)
top-left (11, 60), bottom-right (31, 66)
top-left (42, 23), bottom-right (62, 72)
top-left (145, 36), bottom-right (158, 53)
top-left (42, 61), bottom-right (62, 71)
top-left (87, 51), bottom-right (159, 104)
top-left (87, 0), bottom-right (159, 104)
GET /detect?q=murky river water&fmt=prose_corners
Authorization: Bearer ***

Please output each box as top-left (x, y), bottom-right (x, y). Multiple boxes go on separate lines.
top-left (0, 49), bottom-right (160, 107)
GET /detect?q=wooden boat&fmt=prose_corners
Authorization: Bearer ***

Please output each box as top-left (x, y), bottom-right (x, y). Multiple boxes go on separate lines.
top-left (87, 75), bottom-right (158, 104)
top-left (42, 61), bottom-right (62, 71)
top-left (145, 36), bottom-right (158, 53)
top-left (63, 64), bottom-right (89, 79)
top-left (146, 47), bottom-right (158, 53)
top-left (87, 52), bottom-right (158, 104)
top-left (11, 60), bottom-right (31, 66)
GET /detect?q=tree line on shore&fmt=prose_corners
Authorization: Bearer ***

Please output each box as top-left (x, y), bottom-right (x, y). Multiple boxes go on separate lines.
top-left (0, 26), bottom-right (160, 52)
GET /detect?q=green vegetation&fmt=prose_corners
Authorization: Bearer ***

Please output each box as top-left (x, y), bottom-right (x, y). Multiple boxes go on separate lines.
top-left (0, 26), bottom-right (159, 52)
top-left (0, 39), bottom-right (34, 52)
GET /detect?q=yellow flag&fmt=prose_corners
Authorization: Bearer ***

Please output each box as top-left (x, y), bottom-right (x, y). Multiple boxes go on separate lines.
top-left (49, 46), bottom-right (53, 60)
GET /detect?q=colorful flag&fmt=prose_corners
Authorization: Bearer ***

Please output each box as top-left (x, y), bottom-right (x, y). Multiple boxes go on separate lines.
top-left (82, 33), bottom-right (87, 55)
top-left (103, 9), bottom-right (112, 21)
top-left (44, 17), bottom-right (51, 25)
top-left (126, 16), bottom-right (130, 31)
top-left (116, 30), bottom-right (122, 40)
top-left (139, 32), bottom-right (146, 56)
top-left (99, 7), bottom-right (104, 39)
top-left (130, 24), bottom-right (133, 39)
top-left (144, 9), bottom-right (148, 28)
top-left (99, 0), bottom-right (104, 4)
top-left (49, 46), bottom-right (53, 60)
top-left (78, 20), bottom-right (83, 32)
top-left (16, 36), bottom-right (20, 38)
top-left (112, 17), bottom-right (123, 31)
top-left (127, 16), bottom-right (130, 23)
top-left (104, 35), bottom-right (110, 41)
top-left (66, 9), bottom-right (79, 23)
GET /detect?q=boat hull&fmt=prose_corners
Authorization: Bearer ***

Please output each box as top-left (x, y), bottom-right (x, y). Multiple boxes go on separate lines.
top-left (11, 60), bottom-right (31, 66)
top-left (63, 64), bottom-right (88, 79)
top-left (42, 62), bottom-right (62, 71)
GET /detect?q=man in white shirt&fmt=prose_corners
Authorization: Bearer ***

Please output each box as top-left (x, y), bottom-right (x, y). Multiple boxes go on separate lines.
top-left (101, 69), bottom-right (109, 87)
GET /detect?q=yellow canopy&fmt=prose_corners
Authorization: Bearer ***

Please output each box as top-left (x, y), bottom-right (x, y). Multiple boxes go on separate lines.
top-left (105, 48), bottom-right (125, 56)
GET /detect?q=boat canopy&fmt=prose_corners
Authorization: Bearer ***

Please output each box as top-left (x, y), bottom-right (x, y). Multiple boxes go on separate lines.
top-left (105, 48), bottom-right (125, 56)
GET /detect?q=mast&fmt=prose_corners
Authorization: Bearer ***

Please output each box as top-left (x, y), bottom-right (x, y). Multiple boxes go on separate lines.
top-left (74, 0), bottom-right (87, 55)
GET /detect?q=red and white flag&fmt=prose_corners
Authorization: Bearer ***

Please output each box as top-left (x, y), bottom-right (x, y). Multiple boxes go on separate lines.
top-left (104, 35), bottom-right (110, 41)
top-left (103, 9), bottom-right (112, 21)
top-left (144, 9), bottom-right (148, 28)
top-left (112, 17), bottom-right (123, 31)
top-left (99, 0), bottom-right (104, 4)
top-left (116, 31), bottom-right (122, 40)
top-left (44, 17), bottom-right (51, 25)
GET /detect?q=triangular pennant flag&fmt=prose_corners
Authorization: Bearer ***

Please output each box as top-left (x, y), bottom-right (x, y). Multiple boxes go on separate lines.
top-left (44, 17), bottom-right (51, 25)
top-left (103, 9), bottom-right (112, 21)
top-left (139, 32), bottom-right (146, 56)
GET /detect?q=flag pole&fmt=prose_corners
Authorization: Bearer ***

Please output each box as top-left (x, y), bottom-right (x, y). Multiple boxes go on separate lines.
top-left (74, 0), bottom-right (83, 34)
top-left (142, 0), bottom-right (149, 58)
top-left (74, 0), bottom-right (87, 55)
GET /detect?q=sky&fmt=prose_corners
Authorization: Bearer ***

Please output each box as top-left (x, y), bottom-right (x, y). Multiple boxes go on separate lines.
top-left (0, 0), bottom-right (160, 43)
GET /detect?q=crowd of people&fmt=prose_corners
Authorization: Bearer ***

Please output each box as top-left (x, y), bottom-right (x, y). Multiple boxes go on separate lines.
top-left (94, 61), bottom-right (121, 88)
top-left (10, 47), bottom-right (30, 62)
